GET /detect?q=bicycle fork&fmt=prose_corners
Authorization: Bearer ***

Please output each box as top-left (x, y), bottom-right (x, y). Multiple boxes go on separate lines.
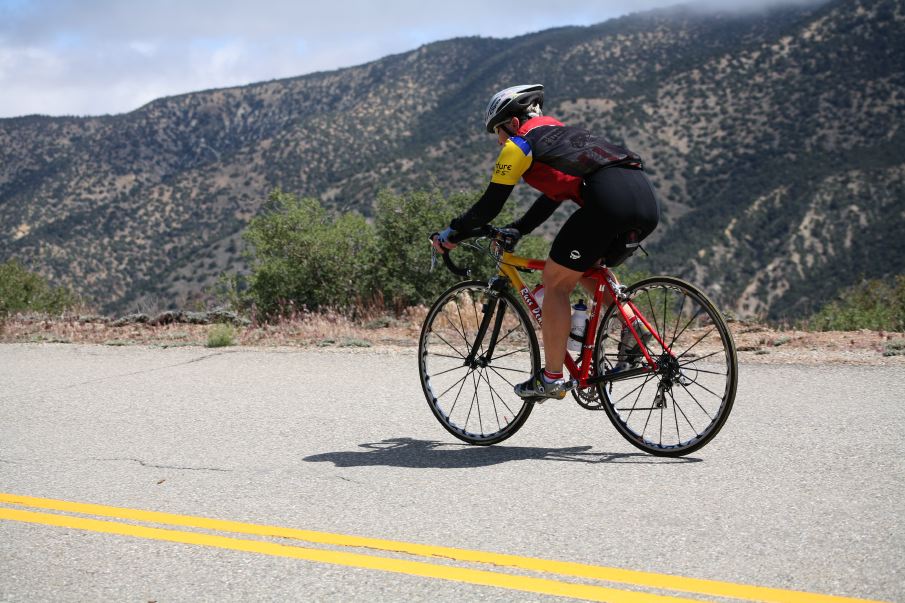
top-left (463, 293), bottom-right (507, 368)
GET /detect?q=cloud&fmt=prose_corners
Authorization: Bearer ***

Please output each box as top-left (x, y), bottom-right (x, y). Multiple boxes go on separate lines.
top-left (0, 0), bottom-right (828, 117)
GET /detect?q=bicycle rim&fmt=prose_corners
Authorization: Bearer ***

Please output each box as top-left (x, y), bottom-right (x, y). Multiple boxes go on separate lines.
top-left (594, 276), bottom-right (738, 456)
top-left (418, 281), bottom-right (539, 445)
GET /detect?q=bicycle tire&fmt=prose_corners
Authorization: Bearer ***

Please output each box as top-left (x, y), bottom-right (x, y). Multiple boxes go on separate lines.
top-left (593, 276), bottom-right (738, 456)
top-left (418, 280), bottom-right (540, 445)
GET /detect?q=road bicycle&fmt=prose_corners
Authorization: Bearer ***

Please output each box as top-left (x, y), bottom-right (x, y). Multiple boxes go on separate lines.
top-left (418, 226), bottom-right (737, 457)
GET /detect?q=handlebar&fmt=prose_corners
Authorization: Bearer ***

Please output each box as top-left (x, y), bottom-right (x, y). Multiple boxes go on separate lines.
top-left (430, 225), bottom-right (520, 278)
top-left (440, 249), bottom-right (471, 278)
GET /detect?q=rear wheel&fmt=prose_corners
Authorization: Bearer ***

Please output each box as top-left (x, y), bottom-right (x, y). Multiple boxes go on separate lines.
top-left (593, 276), bottom-right (737, 456)
top-left (418, 281), bottom-right (540, 445)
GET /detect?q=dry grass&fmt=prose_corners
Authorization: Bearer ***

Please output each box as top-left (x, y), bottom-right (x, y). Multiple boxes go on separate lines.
top-left (2, 311), bottom-right (904, 365)
top-left (0, 308), bottom-right (428, 349)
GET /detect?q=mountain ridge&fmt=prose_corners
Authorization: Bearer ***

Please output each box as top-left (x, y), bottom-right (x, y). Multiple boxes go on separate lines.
top-left (1, 0), bottom-right (903, 318)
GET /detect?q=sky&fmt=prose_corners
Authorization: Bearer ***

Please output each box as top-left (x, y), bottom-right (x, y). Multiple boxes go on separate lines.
top-left (0, 0), bottom-right (823, 118)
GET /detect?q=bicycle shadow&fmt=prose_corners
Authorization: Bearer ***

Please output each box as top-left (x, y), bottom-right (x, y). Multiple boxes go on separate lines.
top-left (303, 437), bottom-right (701, 469)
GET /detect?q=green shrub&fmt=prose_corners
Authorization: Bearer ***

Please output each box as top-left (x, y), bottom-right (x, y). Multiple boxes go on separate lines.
top-left (243, 190), bottom-right (379, 317)
top-left (206, 324), bottom-right (236, 348)
top-left (883, 339), bottom-right (905, 357)
top-left (0, 260), bottom-right (78, 316)
top-left (372, 189), bottom-right (492, 308)
top-left (809, 275), bottom-right (905, 331)
top-left (242, 188), bottom-right (523, 318)
top-left (240, 187), bottom-right (649, 319)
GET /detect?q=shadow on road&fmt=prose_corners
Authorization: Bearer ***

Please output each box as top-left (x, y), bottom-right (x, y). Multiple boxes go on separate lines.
top-left (303, 437), bottom-right (701, 468)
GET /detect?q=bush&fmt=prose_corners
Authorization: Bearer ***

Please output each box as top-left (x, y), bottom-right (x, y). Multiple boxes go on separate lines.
top-left (808, 275), bottom-right (905, 331)
top-left (372, 189), bottom-right (504, 308)
top-left (0, 260), bottom-right (78, 316)
top-left (206, 324), bottom-right (236, 348)
top-left (242, 188), bottom-right (524, 318)
top-left (238, 187), bottom-right (599, 319)
top-left (243, 190), bottom-right (380, 318)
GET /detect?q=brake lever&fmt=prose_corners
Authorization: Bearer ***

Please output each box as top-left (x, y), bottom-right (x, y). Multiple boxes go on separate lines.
top-left (430, 245), bottom-right (438, 272)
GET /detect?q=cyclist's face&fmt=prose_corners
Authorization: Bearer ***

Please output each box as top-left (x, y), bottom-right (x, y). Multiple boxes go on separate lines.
top-left (494, 125), bottom-right (508, 146)
top-left (494, 119), bottom-right (517, 145)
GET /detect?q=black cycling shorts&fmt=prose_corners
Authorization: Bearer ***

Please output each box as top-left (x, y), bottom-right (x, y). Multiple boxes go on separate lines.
top-left (549, 166), bottom-right (661, 272)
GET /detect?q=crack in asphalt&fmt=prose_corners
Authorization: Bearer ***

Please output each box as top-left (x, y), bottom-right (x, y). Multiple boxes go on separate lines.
top-left (335, 475), bottom-right (363, 485)
top-left (0, 351), bottom-right (237, 401)
top-left (94, 457), bottom-right (232, 472)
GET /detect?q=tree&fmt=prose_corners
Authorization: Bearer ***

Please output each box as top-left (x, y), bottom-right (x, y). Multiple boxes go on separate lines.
top-left (243, 190), bottom-right (379, 317)
top-left (0, 260), bottom-right (78, 316)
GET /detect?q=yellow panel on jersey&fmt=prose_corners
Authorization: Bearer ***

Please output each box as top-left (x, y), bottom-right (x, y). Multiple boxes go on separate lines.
top-left (490, 137), bottom-right (533, 186)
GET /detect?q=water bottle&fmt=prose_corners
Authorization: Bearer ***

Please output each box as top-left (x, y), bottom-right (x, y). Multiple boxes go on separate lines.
top-left (567, 299), bottom-right (588, 353)
top-left (531, 284), bottom-right (544, 309)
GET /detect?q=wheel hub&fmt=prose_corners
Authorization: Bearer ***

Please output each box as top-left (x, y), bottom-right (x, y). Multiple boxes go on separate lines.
top-left (657, 353), bottom-right (682, 388)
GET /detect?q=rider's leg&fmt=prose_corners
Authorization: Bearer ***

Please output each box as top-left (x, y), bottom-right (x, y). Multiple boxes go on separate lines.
top-left (541, 259), bottom-right (584, 375)
top-left (513, 257), bottom-right (582, 400)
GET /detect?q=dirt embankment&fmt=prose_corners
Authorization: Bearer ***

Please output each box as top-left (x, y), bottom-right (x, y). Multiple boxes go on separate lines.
top-left (2, 312), bottom-right (903, 366)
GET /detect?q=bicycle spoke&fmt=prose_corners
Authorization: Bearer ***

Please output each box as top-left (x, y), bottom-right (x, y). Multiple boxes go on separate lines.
top-left (446, 369), bottom-right (471, 417)
top-left (479, 366), bottom-right (518, 426)
top-left (682, 366), bottom-right (727, 377)
top-left (646, 292), bottom-right (661, 345)
top-left (670, 388), bottom-right (699, 433)
top-left (621, 374), bottom-right (655, 421)
top-left (453, 301), bottom-right (472, 351)
top-left (431, 363), bottom-right (471, 378)
top-left (488, 365), bottom-right (532, 375)
top-left (490, 346), bottom-right (530, 361)
top-left (670, 293), bottom-right (686, 352)
top-left (431, 353), bottom-right (471, 362)
top-left (617, 375), bottom-right (655, 403)
top-left (492, 387), bottom-right (519, 419)
top-left (659, 390), bottom-right (664, 445)
top-left (679, 349), bottom-right (723, 366)
top-left (661, 287), bottom-right (668, 348)
top-left (464, 371), bottom-right (479, 431)
top-left (475, 369), bottom-right (484, 435)
top-left (470, 296), bottom-right (486, 357)
top-left (622, 377), bottom-right (649, 417)
top-left (431, 331), bottom-right (467, 359)
top-left (439, 309), bottom-right (469, 345)
top-left (671, 388), bottom-right (680, 443)
top-left (676, 326), bottom-right (717, 360)
top-left (671, 308), bottom-right (704, 350)
top-left (436, 370), bottom-right (472, 400)
top-left (486, 364), bottom-right (520, 388)
top-left (493, 323), bottom-right (523, 348)
top-left (640, 406), bottom-right (651, 438)
top-left (678, 381), bottom-right (715, 422)
top-left (686, 374), bottom-right (725, 401)
top-left (489, 375), bottom-right (502, 432)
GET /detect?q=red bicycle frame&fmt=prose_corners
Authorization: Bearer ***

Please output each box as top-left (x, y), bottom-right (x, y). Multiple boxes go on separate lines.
top-left (495, 251), bottom-right (673, 389)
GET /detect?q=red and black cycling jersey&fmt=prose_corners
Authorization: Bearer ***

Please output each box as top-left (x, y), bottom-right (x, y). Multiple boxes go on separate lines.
top-left (518, 116), bottom-right (642, 180)
top-left (451, 116), bottom-right (643, 233)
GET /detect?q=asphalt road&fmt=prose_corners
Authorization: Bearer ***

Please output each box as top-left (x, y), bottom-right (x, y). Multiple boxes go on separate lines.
top-left (1, 344), bottom-right (902, 602)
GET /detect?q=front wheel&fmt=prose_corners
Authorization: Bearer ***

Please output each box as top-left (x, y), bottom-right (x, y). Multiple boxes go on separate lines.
top-left (593, 276), bottom-right (738, 456)
top-left (418, 281), bottom-right (540, 445)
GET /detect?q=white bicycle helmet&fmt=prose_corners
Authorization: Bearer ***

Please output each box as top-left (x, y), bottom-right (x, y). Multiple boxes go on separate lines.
top-left (483, 84), bottom-right (544, 133)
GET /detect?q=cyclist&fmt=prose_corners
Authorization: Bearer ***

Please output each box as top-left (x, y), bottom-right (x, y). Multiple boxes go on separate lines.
top-left (431, 84), bottom-right (660, 401)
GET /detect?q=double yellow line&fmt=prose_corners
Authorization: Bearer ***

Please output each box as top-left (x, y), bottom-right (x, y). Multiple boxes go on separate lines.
top-left (0, 492), bottom-right (881, 602)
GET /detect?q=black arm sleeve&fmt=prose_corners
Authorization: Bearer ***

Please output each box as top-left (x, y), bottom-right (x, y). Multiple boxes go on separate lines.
top-left (505, 194), bottom-right (559, 235)
top-left (449, 182), bottom-right (514, 232)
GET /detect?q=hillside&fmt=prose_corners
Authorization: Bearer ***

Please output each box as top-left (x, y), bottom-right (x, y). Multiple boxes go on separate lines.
top-left (1, 0), bottom-right (903, 318)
